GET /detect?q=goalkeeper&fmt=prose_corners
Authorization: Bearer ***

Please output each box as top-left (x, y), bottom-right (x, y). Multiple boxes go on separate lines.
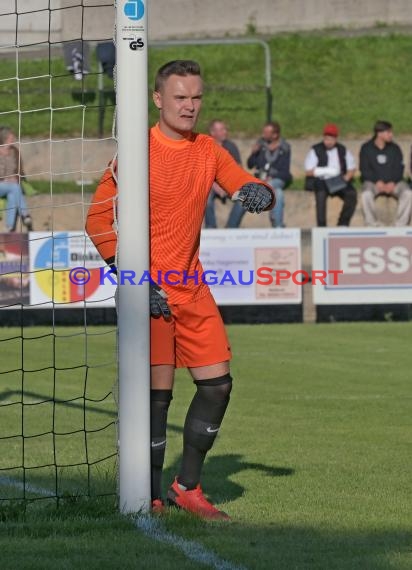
top-left (86, 60), bottom-right (274, 520)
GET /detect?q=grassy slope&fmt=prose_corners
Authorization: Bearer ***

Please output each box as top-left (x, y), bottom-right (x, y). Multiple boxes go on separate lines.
top-left (1, 323), bottom-right (411, 569)
top-left (150, 32), bottom-right (412, 138)
top-left (1, 32), bottom-right (412, 139)
top-left (267, 33), bottom-right (412, 138)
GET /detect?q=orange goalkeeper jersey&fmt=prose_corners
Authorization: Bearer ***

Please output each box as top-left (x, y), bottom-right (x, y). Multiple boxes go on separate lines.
top-left (86, 123), bottom-right (273, 305)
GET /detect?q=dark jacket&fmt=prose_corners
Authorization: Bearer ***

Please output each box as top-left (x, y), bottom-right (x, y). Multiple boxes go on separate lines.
top-left (247, 138), bottom-right (292, 184)
top-left (222, 139), bottom-right (242, 165)
top-left (312, 142), bottom-right (347, 173)
top-left (360, 138), bottom-right (404, 183)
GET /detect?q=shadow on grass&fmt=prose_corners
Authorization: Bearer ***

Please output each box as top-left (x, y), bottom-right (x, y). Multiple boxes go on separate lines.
top-left (163, 449), bottom-right (294, 503)
top-left (205, 454), bottom-right (294, 502)
top-left (0, 464), bottom-right (410, 570)
top-left (174, 520), bottom-right (412, 570)
top-left (1, 506), bottom-right (410, 570)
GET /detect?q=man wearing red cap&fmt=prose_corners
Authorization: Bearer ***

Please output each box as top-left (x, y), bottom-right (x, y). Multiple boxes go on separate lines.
top-left (304, 123), bottom-right (357, 226)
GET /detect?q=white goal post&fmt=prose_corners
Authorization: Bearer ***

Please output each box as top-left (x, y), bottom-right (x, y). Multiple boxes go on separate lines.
top-left (116, 0), bottom-right (151, 513)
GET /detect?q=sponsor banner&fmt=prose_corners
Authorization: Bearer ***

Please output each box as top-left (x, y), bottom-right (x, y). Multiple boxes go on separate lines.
top-left (312, 227), bottom-right (412, 304)
top-left (29, 232), bottom-right (115, 308)
top-left (0, 233), bottom-right (30, 307)
top-left (200, 228), bottom-right (302, 305)
top-left (2, 229), bottom-right (302, 310)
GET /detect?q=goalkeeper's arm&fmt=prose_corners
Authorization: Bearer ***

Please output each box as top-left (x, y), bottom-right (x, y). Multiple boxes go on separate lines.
top-left (212, 143), bottom-right (275, 213)
top-left (85, 166), bottom-right (118, 263)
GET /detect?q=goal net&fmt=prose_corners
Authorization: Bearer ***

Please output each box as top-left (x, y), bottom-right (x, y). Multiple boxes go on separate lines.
top-left (0, 0), bottom-right (119, 507)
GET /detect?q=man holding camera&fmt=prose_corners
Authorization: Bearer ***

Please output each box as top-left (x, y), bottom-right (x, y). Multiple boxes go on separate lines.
top-left (245, 121), bottom-right (292, 228)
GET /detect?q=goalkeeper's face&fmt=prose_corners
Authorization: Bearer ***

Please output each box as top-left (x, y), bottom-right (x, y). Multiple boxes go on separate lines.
top-left (153, 74), bottom-right (203, 139)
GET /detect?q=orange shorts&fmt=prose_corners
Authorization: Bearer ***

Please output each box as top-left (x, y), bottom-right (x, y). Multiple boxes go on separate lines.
top-left (150, 292), bottom-right (231, 368)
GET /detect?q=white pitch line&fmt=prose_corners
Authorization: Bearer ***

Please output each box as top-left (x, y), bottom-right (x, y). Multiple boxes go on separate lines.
top-left (0, 477), bottom-right (247, 570)
top-left (0, 476), bottom-right (53, 496)
top-left (135, 515), bottom-right (247, 570)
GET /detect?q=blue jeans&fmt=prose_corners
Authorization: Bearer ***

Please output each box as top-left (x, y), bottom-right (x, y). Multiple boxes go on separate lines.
top-left (0, 182), bottom-right (29, 230)
top-left (205, 189), bottom-right (218, 228)
top-left (268, 178), bottom-right (286, 228)
top-left (226, 200), bottom-right (245, 228)
top-left (206, 190), bottom-right (248, 229)
top-left (226, 178), bottom-right (286, 228)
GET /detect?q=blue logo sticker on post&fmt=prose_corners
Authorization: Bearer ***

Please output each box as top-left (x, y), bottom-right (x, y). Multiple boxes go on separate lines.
top-left (124, 0), bottom-right (145, 21)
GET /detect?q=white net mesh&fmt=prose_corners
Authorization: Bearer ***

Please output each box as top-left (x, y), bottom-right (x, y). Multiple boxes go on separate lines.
top-left (0, 0), bottom-right (119, 506)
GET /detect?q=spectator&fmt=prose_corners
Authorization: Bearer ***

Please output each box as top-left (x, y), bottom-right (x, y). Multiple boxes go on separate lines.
top-left (242, 121), bottom-right (292, 228)
top-left (204, 119), bottom-right (245, 228)
top-left (304, 123), bottom-right (357, 227)
top-left (360, 120), bottom-right (412, 226)
top-left (0, 126), bottom-right (33, 232)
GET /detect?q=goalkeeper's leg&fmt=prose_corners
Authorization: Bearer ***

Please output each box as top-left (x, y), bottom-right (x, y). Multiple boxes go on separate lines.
top-left (150, 385), bottom-right (173, 501)
top-left (167, 365), bottom-right (232, 520)
top-left (179, 373), bottom-right (232, 489)
top-left (150, 323), bottom-right (175, 505)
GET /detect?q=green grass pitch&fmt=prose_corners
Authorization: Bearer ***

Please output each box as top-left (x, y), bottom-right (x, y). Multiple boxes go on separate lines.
top-left (0, 322), bottom-right (411, 569)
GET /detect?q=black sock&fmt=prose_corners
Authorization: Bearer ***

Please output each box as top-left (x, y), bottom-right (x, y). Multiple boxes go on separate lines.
top-left (151, 389), bottom-right (173, 500)
top-left (178, 374), bottom-right (232, 490)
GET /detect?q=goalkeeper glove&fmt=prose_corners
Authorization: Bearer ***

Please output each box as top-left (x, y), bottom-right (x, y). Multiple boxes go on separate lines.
top-left (105, 256), bottom-right (117, 275)
top-left (105, 258), bottom-right (171, 319)
top-left (234, 183), bottom-right (273, 214)
top-left (150, 283), bottom-right (171, 319)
